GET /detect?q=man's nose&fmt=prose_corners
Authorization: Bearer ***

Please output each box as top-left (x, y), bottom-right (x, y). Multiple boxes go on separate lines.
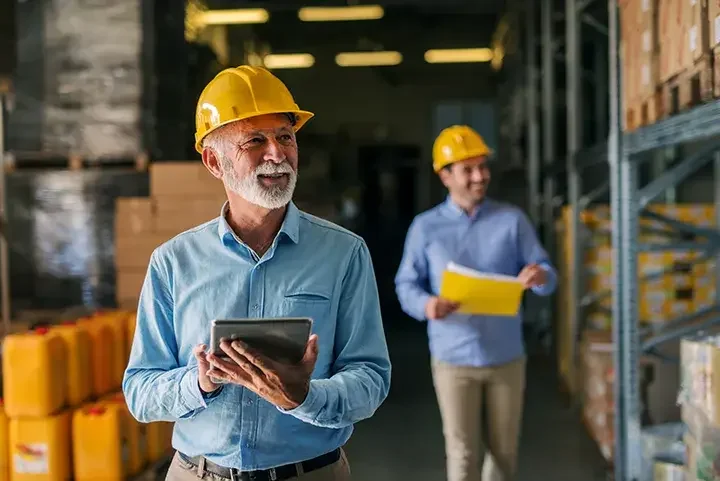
top-left (263, 137), bottom-right (286, 163)
top-left (471, 168), bottom-right (486, 182)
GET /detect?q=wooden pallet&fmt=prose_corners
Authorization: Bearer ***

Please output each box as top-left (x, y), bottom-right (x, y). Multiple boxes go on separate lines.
top-left (661, 54), bottom-right (714, 117)
top-left (624, 91), bottom-right (662, 132)
top-left (3, 151), bottom-right (149, 172)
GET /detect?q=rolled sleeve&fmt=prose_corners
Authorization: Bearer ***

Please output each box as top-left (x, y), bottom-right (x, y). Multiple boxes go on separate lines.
top-left (531, 262), bottom-right (559, 297)
top-left (395, 218), bottom-right (433, 321)
top-left (179, 367), bottom-right (208, 412)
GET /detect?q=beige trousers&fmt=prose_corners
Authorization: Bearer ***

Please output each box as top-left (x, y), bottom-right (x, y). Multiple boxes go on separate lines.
top-left (165, 450), bottom-right (351, 481)
top-left (431, 357), bottom-right (526, 481)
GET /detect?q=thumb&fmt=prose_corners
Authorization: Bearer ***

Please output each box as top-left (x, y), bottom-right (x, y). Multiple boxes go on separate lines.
top-left (194, 344), bottom-right (209, 367)
top-left (302, 334), bottom-right (319, 364)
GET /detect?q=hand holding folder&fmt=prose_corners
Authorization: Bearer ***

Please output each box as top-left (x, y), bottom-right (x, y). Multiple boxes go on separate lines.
top-left (438, 262), bottom-right (525, 316)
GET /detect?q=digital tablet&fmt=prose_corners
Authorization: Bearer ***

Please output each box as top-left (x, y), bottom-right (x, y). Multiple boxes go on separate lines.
top-left (209, 317), bottom-right (313, 365)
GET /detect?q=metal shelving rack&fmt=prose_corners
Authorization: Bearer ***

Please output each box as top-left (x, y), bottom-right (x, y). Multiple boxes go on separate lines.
top-left (522, 0), bottom-right (720, 479)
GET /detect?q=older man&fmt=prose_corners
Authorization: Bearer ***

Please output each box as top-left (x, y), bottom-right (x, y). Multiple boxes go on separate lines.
top-left (123, 66), bottom-right (391, 481)
top-left (394, 125), bottom-right (557, 481)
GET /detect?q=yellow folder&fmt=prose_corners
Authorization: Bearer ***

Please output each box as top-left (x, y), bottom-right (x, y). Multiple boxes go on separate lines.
top-left (439, 262), bottom-right (525, 316)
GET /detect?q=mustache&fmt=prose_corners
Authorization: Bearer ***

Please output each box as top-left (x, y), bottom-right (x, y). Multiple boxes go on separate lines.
top-left (255, 162), bottom-right (294, 175)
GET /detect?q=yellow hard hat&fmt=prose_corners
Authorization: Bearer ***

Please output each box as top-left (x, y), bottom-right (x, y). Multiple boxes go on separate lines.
top-left (194, 65), bottom-right (315, 153)
top-left (432, 125), bottom-right (493, 173)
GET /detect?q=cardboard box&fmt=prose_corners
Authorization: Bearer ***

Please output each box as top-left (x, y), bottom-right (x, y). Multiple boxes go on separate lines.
top-left (116, 198), bottom-right (154, 237)
top-left (116, 270), bottom-right (146, 306)
top-left (621, 0), bottom-right (642, 108)
top-left (659, 0), bottom-right (687, 81)
top-left (153, 197), bottom-right (224, 234)
top-left (710, 0), bottom-right (720, 49)
top-left (638, 0), bottom-right (660, 99)
top-left (115, 234), bottom-right (169, 270)
top-left (150, 162), bottom-right (226, 199)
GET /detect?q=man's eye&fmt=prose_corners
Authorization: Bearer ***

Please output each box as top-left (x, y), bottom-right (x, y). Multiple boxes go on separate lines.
top-left (280, 134), bottom-right (293, 141)
top-left (249, 138), bottom-right (264, 144)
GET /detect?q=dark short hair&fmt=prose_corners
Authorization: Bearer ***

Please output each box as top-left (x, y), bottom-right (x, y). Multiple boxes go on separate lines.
top-left (284, 113), bottom-right (298, 127)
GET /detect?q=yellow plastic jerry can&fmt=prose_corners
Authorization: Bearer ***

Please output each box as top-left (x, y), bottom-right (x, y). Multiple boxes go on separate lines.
top-left (146, 421), bottom-right (174, 463)
top-left (51, 322), bottom-right (93, 407)
top-left (102, 393), bottom-right (145, 476)
top-left (76, 318), bottom-right (114, 397)
top-left (9, 411), bottom-right (71, 481)
top-left (72, 403), bottom-right (128, 481)
top-left (0, 400), bottom-right (9, 481)
top-left (2, 329), bottom-right (68, 418)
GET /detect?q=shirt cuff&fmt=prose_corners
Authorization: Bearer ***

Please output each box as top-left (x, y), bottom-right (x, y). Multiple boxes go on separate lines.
top-left (179, 367), bottom-right (208, 411)
top-left (278, 380), bottom-right (326, 423)
top-left (530, 264), bottom-right (556, 296)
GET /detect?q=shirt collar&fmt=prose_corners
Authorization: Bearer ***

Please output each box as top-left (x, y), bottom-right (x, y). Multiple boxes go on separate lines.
top-left (217, 201), bottom-right (301, 245)
top-left (443, 195), bottom-right (491, 220)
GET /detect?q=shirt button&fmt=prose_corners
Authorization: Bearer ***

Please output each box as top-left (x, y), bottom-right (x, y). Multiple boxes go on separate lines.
top-left (253, 304), bottom-right (259, 310)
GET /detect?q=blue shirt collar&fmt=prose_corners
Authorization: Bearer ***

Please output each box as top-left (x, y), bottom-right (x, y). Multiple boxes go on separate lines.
top-left (442, 195), bottom-right (491, 220)
top-left (217, 201), bottom-right (301, 245)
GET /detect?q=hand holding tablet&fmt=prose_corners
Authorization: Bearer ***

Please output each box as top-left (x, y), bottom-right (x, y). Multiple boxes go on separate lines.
top-left (204, 317), bottom-right (318, 410)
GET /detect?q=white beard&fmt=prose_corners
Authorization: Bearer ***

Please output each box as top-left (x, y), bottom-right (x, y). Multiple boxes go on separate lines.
top-left (218, 151), bottom-right (297, 209)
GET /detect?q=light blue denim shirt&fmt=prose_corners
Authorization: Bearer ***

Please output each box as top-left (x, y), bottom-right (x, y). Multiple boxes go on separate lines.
top-left (122, 202), bottom-right (391, 470)
top-left (395, 197), bottom-right (558, 367)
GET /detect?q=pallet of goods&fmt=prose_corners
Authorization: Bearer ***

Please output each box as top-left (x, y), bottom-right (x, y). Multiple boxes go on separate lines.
top-left (555, 204), bottom-right (717, 396)
top-left (0, 310), bottom-right (173, 479)
top-left (621, 0), bottom-right (720, 131)
top-left (115, 162), bottom-right (227, 309)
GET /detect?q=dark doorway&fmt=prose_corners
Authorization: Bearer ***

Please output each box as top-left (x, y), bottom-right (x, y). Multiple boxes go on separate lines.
top-left (358, 145), bottom-right (419, 324)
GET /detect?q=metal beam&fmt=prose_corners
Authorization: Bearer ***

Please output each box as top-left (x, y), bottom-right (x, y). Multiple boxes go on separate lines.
top-left (0, 93), bottom-right (8, 335)
top-left (566, 0), bottom-right (583, 388)
top-left (642, 314), bottom-right (720, 351)
top-left (609, 0), bottom-right (642, 478)
top-left (640, 209), bottom-right (720, 241)
top-left (527, 0), bottom-right (540, 225)
top-left (541, 0), bottom-right (556, 249)
top-left (637, 140), bottom-right (720, 208)
top-left (579, 180), bottom-right (609, 208)
top-left (582, 13), bottom-right (608, 36)
top-left (639, 304), bottom-right (719, 337)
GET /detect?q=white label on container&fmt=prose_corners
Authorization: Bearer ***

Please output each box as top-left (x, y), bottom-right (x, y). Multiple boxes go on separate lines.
top-left (690, 25), bottom-right (698, 53)
top-left (642, 64), bottom-right (650, 86)
top-left (13, 444), bottom-right (49, 474)
top-left (715, 16), bottom-right (720, 45)
top-left (643, 30), bottom-right (651, 52)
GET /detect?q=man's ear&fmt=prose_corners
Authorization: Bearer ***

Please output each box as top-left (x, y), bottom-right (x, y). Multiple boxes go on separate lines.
top-left (437, 166), bottom-right (452, 188)
top-left (201, 148), bottom-right (224, 180)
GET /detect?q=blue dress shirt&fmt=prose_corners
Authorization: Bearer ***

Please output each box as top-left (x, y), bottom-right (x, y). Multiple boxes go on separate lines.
top-left (394, 197), bottom-right (558, 367)
top-left (122, 202), bottom-right (391, 470)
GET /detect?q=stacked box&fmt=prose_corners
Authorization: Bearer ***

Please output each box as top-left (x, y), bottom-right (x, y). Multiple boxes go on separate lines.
top-left (685, 0), bottom-right (710, 66)
top-left (555, 203), bottom-right (717, 398)
top-left (115, 162), bottom-right (227, 308)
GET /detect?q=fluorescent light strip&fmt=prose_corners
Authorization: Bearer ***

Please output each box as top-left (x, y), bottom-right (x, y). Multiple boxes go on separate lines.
top-left (335, 51), bottom-right (402, 67)
top-left (298, 5), bottom-right (384, 22)
top-left (424, 48), bottom-right (494, 64)
top-left (196, 9), bottom-right (269, 25)
top-left (263, 53), bottom-right (315, 69)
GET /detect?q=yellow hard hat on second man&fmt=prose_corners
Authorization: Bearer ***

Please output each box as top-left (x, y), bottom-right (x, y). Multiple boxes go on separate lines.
top-left (194, 65), bottom-right (315, 153)
top-left (432, 125), bottom-right (493, 173)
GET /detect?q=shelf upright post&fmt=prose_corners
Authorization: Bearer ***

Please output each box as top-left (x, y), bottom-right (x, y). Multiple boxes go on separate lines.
top-left (541, 0), bottom-right (556, 251)
top-left (608, 0), bottom-right (642, 479)
top-left (527, 0), bottom-right (541, 226)
top-left (566, 0), bottom-right (584, 396)
top-left (0, 90), bottom-right (9, 335)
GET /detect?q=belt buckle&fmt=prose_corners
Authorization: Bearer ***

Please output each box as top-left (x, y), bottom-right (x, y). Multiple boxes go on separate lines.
top-left (229, 468), bottom-right (241, 481)
top-left (268, 468), bottom-right (277, 481)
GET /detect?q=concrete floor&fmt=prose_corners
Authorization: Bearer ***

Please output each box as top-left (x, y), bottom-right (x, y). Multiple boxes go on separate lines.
top-left (344, 320), bottom-right (610, 481)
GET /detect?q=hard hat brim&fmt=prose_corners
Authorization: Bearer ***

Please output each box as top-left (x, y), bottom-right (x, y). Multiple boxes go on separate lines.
top-left (433, 148), bottom-right (494, 173)
top-left (195, 109), bottom-right (315, 154)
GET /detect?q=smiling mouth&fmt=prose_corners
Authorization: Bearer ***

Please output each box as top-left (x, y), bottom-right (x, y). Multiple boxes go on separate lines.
top-left (258, 173), bottom-right (288, 179)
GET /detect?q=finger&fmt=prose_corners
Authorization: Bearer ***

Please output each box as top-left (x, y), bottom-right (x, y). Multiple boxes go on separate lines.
top-left (194, 344), bottom-right (209, 367)
top-left (230, 340), bottom-right (278, 373)
top-left (302, 334), bottom-right (319, 364)
top-left (207, 355), bottom-right (254, 384)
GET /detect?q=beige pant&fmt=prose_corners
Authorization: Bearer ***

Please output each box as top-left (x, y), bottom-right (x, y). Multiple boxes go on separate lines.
top-left (431, 357), bottom-right (526, 481)
top-left (165, 450), bottom-right (351, 481)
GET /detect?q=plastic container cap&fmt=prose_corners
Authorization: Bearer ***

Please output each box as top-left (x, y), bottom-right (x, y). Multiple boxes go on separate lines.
top-left (34, 327), bottom-right (50, 335)
top-left (86, 406), bottom-right (106, 416)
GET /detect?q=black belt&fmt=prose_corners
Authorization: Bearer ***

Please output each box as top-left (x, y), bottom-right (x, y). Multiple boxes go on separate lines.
top-left (178, 448), bottom-right (341, 481)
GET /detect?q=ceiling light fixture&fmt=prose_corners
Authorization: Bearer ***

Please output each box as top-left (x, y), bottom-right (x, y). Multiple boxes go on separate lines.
top-left (424, 48), bottom-right (494, 64)
top-left (263, 53), bottom-right (315, 69)
top-left (196, 8), bottom-right (269, 25)
top-left (298, 5), bottom-right (384, 22)
top-left (335, 51), bottom-right (402, 67)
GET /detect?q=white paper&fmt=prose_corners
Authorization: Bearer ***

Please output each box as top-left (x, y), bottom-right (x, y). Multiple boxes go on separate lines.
top-left (690, 25), bottom-right (698, 53)
top-left (446, 262), bottom-right (523, 284)
top-left (643, 30), bottom-right (651, 53)
top-left (715, 16), bottom-right (720, 45)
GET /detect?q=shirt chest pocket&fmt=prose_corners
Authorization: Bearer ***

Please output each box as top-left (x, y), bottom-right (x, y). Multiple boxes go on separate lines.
top-left (280, 290), bottom-right (332, 323)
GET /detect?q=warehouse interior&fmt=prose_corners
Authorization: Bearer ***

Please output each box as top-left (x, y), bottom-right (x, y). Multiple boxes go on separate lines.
top-left (1, 0), bottom-right (720, 480)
